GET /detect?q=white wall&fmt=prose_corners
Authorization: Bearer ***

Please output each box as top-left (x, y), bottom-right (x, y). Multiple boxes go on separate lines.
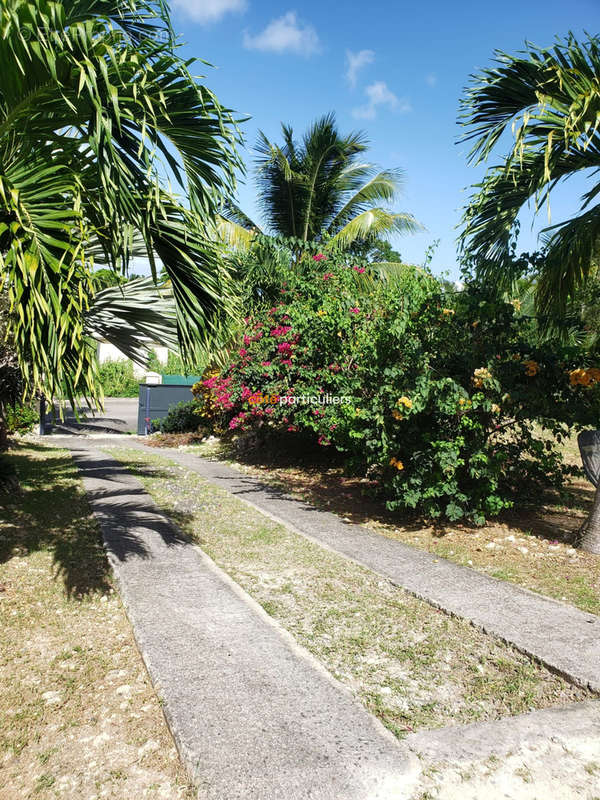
top-left (96, 341), bottom-right (170, 379)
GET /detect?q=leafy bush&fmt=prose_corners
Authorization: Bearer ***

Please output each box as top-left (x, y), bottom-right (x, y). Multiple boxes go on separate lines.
top-left (153, 401), bottom-right (202, 434)
top-left (97, 359), bottom-right (139, 397)
top-left (6, 404), bottom-right (38, 434)
top-left (197, 252), bottom-right (600, 522)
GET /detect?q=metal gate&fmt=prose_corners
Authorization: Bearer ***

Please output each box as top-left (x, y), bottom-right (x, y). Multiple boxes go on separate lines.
top-left (137, 384), bottom-right (195, 435)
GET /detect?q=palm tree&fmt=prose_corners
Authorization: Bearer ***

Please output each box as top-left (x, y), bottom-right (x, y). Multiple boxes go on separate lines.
top-left (459, 33), bottom-right (600, 553)
top-left (0, 0), bottom-right (241, 407)
top-left (222, 113), bottom-right (419, 250)
top-left (459, 34), bottom-right (600, 312)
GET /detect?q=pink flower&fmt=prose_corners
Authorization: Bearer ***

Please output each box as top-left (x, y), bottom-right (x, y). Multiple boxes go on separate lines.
top-left (270, 325), bottom-right (292, 338)
top-left (281, 359), bottom-right (293, 366)
top-left (278, 342), bottom-right (292, 353)
top-left (329, 424), bottom-right (337, 430)
top-left (353, 266), bottom-right (366, 273)
top-left (265, 407), bottom-right (274, 415)
top-left (349, 307), bottom-right (360, 314)
top-left (287, 425), bottom-right (298, 432)
top-left (261, 361), bottom-right (271, 367)
top-left (243, 335), bottom-right (251, 346)
top-left (313, 253), bottom-right (326, 262)
top-left (317, 435), bottom-right (331, 446)
top-left (322, 272), bottom-right (334, 280)
top-left (239, 348), bottom-right (248, 357)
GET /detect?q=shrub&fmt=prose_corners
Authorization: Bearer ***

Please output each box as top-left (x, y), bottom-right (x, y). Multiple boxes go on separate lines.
top-left (97, 359), bottom-right (139, 397)
top-left (154, 401), bottom-right (202, 434)
top-left (197, 252), bottom-right (600, 522)
top-left (6, 404), bottom-right (38, 434)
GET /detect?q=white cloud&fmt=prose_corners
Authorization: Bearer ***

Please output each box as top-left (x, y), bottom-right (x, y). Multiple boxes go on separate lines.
top-left (345, 49), bottom-right (375, 87)
top-left (170, 0), bottom-right (246, 24)
top-left (352, 81), bottom-right (411, 120)
top-left (243, 11), bottom-right (320, 56)
top-left (425, 73), bottom-right (437, 87)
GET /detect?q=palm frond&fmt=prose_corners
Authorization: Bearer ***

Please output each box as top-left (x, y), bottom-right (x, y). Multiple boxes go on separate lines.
top-left (85, 276), bottom-right (179, 366)
top-left (329, 209), bottom-right (421, 249)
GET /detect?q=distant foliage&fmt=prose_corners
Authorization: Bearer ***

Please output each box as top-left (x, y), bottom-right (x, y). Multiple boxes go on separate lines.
top-left (147, 350), bottom-right (207, 377)
top-left (97, 360), bottom-right (139, 398)
top-left (195, 251), bottom-right (600, 522)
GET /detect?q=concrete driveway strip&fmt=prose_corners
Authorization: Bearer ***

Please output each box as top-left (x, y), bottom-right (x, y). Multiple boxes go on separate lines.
top-left (143, 446), bottom-right (600, 694)
top-left (68, 444), bottom-right (418, 800)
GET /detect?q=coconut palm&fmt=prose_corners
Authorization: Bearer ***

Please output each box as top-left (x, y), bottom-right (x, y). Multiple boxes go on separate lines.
top-left (459, 33), bottom-right (600, 314)
top-left (459, 33), bottom-right (600, 553)
top-left (0, 0), bottom-right (241, 407)
top-left (221, 113), bottom-right (419, 250)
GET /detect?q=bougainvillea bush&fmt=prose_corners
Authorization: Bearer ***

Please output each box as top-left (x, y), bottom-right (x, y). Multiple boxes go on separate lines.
top-left (195, 252), bottom-right (600, 523)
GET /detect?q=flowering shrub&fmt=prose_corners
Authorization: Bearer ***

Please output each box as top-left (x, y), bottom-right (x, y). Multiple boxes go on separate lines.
top-left (196, 253), bottom-right (600, 522)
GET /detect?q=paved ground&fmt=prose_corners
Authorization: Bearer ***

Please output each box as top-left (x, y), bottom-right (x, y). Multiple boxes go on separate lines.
top-left (144, 446), bottom-right (600, 694)
top-left (44, 397), bottom-right (139, 435)
top-left (67, 442), bottom-right (420, 800)
top-left (60, 438), bottom-right (600, 798)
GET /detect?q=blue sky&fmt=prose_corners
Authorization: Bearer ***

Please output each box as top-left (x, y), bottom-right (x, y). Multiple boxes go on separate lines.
top-left (167, 0), bottom-right (598, 279)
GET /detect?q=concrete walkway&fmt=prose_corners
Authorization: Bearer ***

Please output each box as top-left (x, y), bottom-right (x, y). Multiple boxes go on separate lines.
top-left (68, 443), bottom-right (418, 800)
top-left (143, 446), bottom-right (600, 694)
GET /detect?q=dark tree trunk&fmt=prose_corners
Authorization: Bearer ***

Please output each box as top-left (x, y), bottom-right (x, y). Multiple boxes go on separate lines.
top-left (580, 482), bottom-right (600, 554)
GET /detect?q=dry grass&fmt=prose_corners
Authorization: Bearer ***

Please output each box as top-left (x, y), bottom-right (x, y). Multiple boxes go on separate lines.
top-left (109, 446), bottom-right (592, 741)
top-left (163, 435), bottom-right (600, 616)
top-left (0, 444), bottom-right (194, 800)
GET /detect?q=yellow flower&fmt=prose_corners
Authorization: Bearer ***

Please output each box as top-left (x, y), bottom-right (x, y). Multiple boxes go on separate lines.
top-left (392, 409), bottom-right (403, 420)
top-left (473, 367), bottom-right (491, 388)
top-left (491, 403), bottom-right (501, 414)
top-left (510, 298), bottom-right (522, 312)
top-left (442, 308), bottom-right (455, 316)
top-left (523, 359), bottom-right (539, 377)
top-left (570, 367), bottom-right (600, 387)
top-left (317, 309), bottom-right (327, 317)
top-left (396, 396), bottom-right (413, 409)
top-left (389, 457), bottom-right (404, 471)
top-left (458, 397), bottom-right (467, 406)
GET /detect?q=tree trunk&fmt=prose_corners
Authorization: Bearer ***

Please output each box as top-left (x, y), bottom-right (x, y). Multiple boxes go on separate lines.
top-left (580, 482), bottom-right (600, 554)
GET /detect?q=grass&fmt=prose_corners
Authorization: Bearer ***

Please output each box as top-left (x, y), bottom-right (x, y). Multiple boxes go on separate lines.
top-left (160, 435), bottom-right (600, 616)
top-left (108, 446), bottom-right (592, 740)
top-left (0, 444), bottom-right (194, 800)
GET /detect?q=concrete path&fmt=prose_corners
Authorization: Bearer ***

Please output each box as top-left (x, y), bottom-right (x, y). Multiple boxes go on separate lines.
top-left (68, 443), bottom-right (418, 800)
top-left (144, 446), bottom-right (600, 694)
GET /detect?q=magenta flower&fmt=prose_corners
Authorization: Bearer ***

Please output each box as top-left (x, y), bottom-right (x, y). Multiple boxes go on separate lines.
top-left (349, 307), bottom-right (360, 314)
top-left (322, 272), bottom-right (334, 281)
top-left (278, 342), bottom-right (292, 353)
top-left (270, 325), bottom-right (292, 338)
top-left (353, 266), bottom-right (366, 273)
top-left (313, 253), bottom-right (326, 262)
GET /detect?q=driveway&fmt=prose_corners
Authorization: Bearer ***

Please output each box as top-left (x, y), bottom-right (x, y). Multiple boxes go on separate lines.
top-left (44, 397), bottom-right (138, 435)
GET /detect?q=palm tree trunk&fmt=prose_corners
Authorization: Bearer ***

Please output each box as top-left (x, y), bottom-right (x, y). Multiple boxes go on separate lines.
top-left (580, 483), bottom-right (600, 554)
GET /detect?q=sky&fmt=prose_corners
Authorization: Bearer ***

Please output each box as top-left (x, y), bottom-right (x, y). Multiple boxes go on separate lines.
top-left (166, 0), bottom-right (598, 279)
